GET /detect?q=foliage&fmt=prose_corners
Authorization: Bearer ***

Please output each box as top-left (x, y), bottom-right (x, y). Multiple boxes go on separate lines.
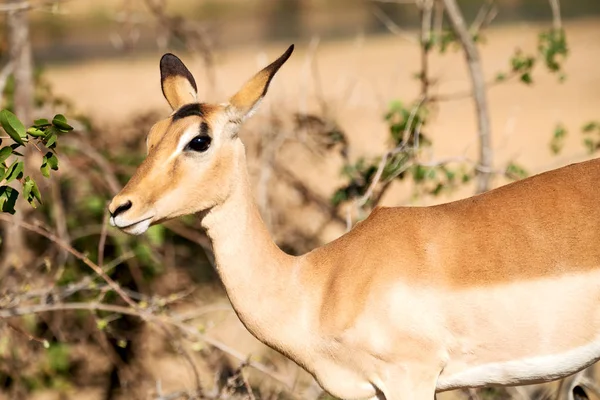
top-left (550, 123), bottom-right (567, 155)
top-left (582, 121), bottom-right (600, 154)
top-left (331, 15), bottom-right (572, 213)
top-left (496, 28), bottom-right (568, 85)
top-left (0, 109), bottom-right (72, 213)
top-left (547, 121), bottom-right (600, 156)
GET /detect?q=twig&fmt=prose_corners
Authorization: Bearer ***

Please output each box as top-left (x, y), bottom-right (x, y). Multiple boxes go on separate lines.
top-left (0, 301), bottom-right (293, 390)
top-left (0, 212), bottom-right (294, 391)
top-left (372, 6), bottom-right (418, 44)
top-left (0, 214), bottom-right (138, 309)
top-left (0, 0), bottom-right (75, 13)
top-left (306, 37), bottom-right (329, 116)
top-left (355, 144), bottom-right (410, 208)
top-left (355, 93), bottom-right (426, 210)
top-left (419, 0), bottom-right (434, 96)
top-left (0, 0), bottom-right (38, 13)
top-left (442, 0), bottom-right (493, 194)
top-left (163, 220), bottom-right (214, 266)
top-left (548, 0), bottom-right (562, 31)
top-left (273, 162), bottom-right (346, 226)
top-left (97, 207), bottom-right (110, 268)
top-left (62, 137), bottom-right (123, 194)
top-left (466, 388), bottom-right (481, 400)
top-left (469, 0), bottom-right (498, 35)
top-left (431, 70), bottom-right (520, 102)
top-left (239, 362), bottom-right (257, 400)
top-left (4, 320), bottom-right (48, 346)
top-left (49, 178), bottom-right (70, 266)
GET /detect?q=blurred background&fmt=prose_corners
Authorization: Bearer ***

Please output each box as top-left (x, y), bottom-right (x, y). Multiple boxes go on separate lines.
top-left (1, 0), bottom-right (600, 399)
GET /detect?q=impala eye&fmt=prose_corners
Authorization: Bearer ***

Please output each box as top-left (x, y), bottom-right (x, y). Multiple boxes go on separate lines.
top-left (186, 135), bottom-right (211, 152)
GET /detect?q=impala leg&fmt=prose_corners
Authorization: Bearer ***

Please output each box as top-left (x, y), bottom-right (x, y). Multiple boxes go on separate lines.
top-left (376, 367), bottom-right (438, 400)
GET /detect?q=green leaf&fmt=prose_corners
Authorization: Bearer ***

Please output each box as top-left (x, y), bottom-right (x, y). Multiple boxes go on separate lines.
top-left (506, 162), bottom-right (529, 180)
top-left (0, 165), bottom-right (5, 181)
top-left (40, 152), bottom-right (58, 179)
top-left (331, 188), bottom-right (348, 207)
top-left (0, 186), bottom-right (18, 214)
top-left (584, 137), bottom-right (596, 154)
top-left (22, 176), bottom-right (41, 207)
top-left (45, 152), bottom-right (59, 170)
top-left (26, 127), bottom-right (46, 138)
top-left (0, 146), bottom-right (12, 164)
top-left (96, 319), bottom-right (108, 330)
top-left (33, 118), bottom-right (50, 127)
top-left (4, 160), bottom-right (23, 183)
top-left (30, 178), bottom-right (42, 204)
top-left (52, 114), bottom-right (73, 132)
top-left (520, 73), bottom-right (533, 85)
top-left (0, 109), bottom-right (26, 145)
top-left (550, 123), bottom-right (567, 155)
top-left (40, 162), bottom-right (50, 178)
top-left (582, 121), bottom-right (599, 133)
top-left (23, 177), bottom-right (34, 207)
top-left (45, 132), bottom-right (58, 148)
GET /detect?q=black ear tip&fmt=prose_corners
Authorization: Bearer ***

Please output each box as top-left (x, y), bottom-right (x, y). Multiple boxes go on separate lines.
top-left (160, 53), bottom-right (182, 69)
top-left (278, 44), bottom-right (294, 65)
top-left (286, 44), bottom-right (295, 56)
top-left (159, 52), bottom-right (198, 92)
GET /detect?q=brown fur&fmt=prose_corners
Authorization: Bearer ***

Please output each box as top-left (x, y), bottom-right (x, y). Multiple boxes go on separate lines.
top-left (304, 158), bottom-right (600, 333)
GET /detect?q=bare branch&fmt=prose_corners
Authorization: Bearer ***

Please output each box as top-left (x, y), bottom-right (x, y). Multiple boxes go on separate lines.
top-left (418, 0), bottom-right (434, 96)
top-left (548, 0), bottom-right (562, 31)
top-left (372, 6), bottom-right (418, 44)
top-left (97, 208), bottom-right (110, 268)
top-left (442, 0), bottom-right (493, 193)
top-left (0, 213), bottom-right (296, 391)
top-left (0, 301), bottom-right (293, 390)
top-left (0, 214), bottom-right (138, 309)
top-left (0, 0), bottom-right (66, 13)
top-left (470, 0), bottom-right (498, 35)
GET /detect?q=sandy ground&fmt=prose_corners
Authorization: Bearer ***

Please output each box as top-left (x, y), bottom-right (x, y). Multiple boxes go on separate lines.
top-left (34, 17), bottom-right (600, 399)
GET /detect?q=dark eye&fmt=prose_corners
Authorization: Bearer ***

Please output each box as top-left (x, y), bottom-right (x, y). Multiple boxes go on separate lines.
top-left (186, 136), bottom-right (211, 152)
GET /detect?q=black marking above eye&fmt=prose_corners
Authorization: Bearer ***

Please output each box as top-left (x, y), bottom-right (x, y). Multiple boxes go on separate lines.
top-left (186, 135), bottom-right (211, 152)
top-left (199, 121), bottom-right (209, 136)
top-left (173, 103), bottom-right (205, 121)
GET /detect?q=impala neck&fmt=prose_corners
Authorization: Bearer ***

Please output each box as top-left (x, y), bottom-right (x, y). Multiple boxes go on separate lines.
top-left (199, 147), bottom-right (299, 339)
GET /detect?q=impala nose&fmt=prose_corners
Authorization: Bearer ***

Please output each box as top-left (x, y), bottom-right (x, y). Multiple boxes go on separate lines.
top-left (110, 200), bottom-right (133, 218)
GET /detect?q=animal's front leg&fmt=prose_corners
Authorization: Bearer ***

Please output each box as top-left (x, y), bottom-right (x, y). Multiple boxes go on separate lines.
top-left (375, 365), bottom-right (438, 400)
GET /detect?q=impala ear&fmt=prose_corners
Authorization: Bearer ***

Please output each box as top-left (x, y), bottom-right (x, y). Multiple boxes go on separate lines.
top-left (227, 44), bottom-right (294, 122)
top-left (160, 53), bottom-right (198, 110)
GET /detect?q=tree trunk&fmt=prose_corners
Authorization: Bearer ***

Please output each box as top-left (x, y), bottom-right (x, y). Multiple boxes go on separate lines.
top-left (1, 4), bottom-right (34, 274)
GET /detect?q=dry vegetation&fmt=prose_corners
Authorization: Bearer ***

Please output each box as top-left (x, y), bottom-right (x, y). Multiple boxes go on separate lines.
top-left (1, 1), bottom-right (600, 399)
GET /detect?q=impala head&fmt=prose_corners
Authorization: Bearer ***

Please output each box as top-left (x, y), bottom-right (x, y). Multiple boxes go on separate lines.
top-left (108, 45), bottom-right (294, 235)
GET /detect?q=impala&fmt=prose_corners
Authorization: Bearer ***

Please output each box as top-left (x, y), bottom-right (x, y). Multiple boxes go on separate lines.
top-left (109, 45), bottom-right (600, 399)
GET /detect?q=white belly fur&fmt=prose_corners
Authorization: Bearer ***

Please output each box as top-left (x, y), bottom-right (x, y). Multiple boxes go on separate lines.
top-left (437, 338), bottom-right (600, 391)
top-left (437, 270), bottom-right (600, 391)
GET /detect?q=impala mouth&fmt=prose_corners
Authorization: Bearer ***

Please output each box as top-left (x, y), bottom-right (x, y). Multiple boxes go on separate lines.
top-left (110, 216), bottom-right (154, 236)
